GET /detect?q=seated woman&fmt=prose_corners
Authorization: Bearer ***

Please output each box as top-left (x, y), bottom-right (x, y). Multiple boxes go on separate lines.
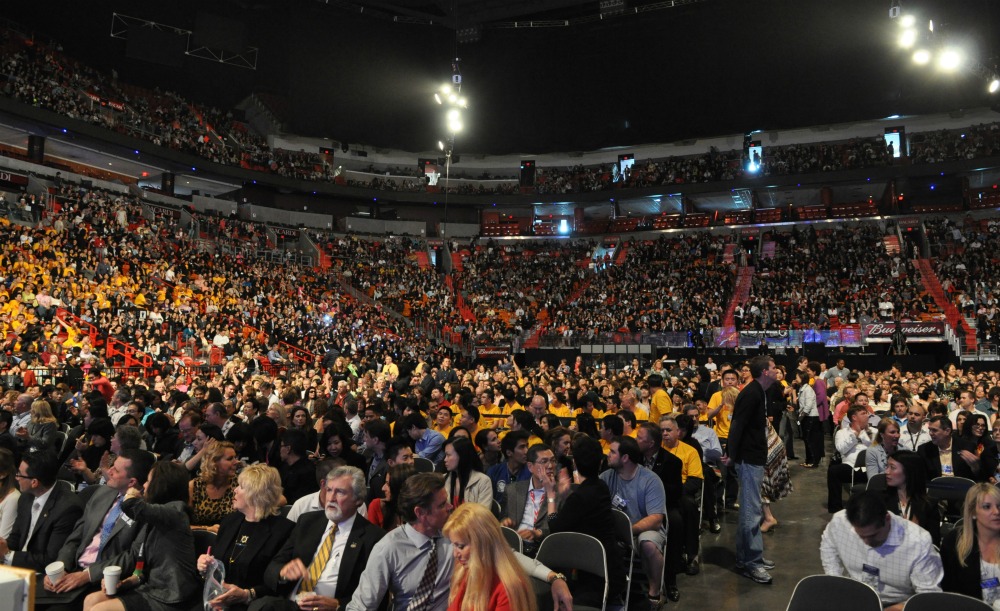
top-left (182, 423), bottom-right (224, 475)
top-left (68, 418), bottom-right (115, 487)
top-left (83, 461), bottom-right (200, 611)
top-left (318, 420), bottom-right (366, 470)
top-left (443, 437), bottom-right (493, 509)
top-left (443, 502), bottom-right (538, 611)
top-left (941, 482), bottom-right (1000, 603)
top-left (367, 463), bottom-right (416, 531)
top-left (16, 399), bottom-right (57, 453)
top-left (475, 429), bottom-right (502, 472)
top-left (866, 418), bottom-right (900, 477)
top-left (884, 449), bottom-right (940, 545)
top-left (197, 464), bottom-right (295, 610)
top-left (190, 441), bottom-right (240, 532)
top-left (287, 406), bottom-right (318, 455)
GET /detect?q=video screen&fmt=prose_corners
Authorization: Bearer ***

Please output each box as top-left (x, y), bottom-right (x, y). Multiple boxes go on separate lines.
top-left (747, 141), bottom-right (762, 173)
top-left (884, 127), bottom-right (905, 158)
top-left (616, 154), bottom-right (635, 183)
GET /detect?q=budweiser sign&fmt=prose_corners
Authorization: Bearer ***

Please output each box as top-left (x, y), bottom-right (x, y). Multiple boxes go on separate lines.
top-left (864, 321), bottom-right (944, 338)
top-left (476, 346), bottom-right (511, 360)
top-left (0, 171), bottom-right (28, 187)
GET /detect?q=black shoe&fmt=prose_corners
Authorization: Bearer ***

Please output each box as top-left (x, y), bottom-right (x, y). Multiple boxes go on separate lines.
top-left (666, 586), bottom-right (680, 602)
top-left (710, 520), bottom-right (722, 534)
top-left (685, 558), bottom-right (701, 576)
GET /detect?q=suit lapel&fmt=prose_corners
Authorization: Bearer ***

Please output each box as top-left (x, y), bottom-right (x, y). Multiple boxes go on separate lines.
top-left (334, 519), bottom-right (365, 599)
top-left (26, 487), bottom-right (61, 548)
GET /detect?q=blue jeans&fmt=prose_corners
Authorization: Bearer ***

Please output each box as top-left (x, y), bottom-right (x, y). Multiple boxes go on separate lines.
top-left (735, 462), bottom-right (765, 568)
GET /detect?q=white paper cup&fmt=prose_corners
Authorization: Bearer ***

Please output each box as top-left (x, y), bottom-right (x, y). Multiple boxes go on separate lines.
top-left (44, 561), bottom-right (65, 583)
top-left (103, 566), bottom-right (122, 595)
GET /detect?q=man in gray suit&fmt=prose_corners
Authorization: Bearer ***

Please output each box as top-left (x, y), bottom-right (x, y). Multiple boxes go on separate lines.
top-left (37, 449), bottom-right (154, 609)
top-left (500, 443), bottom-right (561, 556)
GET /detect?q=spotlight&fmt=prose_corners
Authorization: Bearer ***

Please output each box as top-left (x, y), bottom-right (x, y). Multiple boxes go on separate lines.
top-left (937, 48), bottom-right (962, 71)
top-left (458, 97), bottom-right (468, 108)
top-left (898, 29), bottom-right (917, 49)
top-left (441, 84), bottom-right (452, 94)
top-left (912, 49), bottom-right (931, 65)
top-left (899, 14), bottom-right (916, 28)
top-left (434, 93), bottom-right (442, 104)
top-left (438, 141), bottom-right (445, 150)
top-left (990, 78), bottom-right (1000, 94)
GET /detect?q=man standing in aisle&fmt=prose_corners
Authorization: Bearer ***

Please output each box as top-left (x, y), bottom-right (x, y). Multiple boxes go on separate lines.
top-left (725, 355), bottom-right (778, 585)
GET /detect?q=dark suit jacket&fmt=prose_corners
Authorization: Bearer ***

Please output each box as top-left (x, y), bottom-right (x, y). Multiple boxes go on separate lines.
top-left (941, 528), bottom-right (983, 599)
top-left (503, 479), bottom-right (562, 535)
top-left (264, 510), bottom-right (385, 608)
top-left (280, 457), bottom-right (319, 504)
top-left (7, 482), bottom-right (83, 571)
top-left (57, 485), bottom-right (140, 577)
top-left (917, 438), bottom-right (997, 482)
top-left (646, 447), bottom-right (684, 511)
top-left (215, 511), bottom-right (296, 599)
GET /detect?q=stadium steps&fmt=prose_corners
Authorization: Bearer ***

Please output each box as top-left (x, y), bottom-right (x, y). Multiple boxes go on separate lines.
top-left (414, 250), bottom-right (431, 269)
top-left (722, 243), bottom-right (738, 265)
top-left (883, 234), bottom-right (902, 255)
top-left (613, 241), bottom-right (629, 266)
top-left (451, 251), bottom-right (464, 272)
top-left (719, 266), bottom-right (755, 347)
top-left (914, 259), bottom-right (977, 352)
top-left (444, 275), bottom-right (476, 322)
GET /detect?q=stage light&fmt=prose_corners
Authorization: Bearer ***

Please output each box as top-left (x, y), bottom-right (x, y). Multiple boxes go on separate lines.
top-left (990, 78), bottom-right (1000, 94)
top-left (558, 219), bottom-right (570, 234)
top-left (912, 49), bottom-right (931, 65)
top-left (438, 141), bottom-right (445, 150)
top-left (900, 14), bottom-right (916, 28)
top-left (441, 84), bottom-right (452, 94)
top-left (937, 48), bottom-right (962, 71)
top-left (458, 97), bottom-right (467, 108)
top-left (434, 93), bottom-right (442, 104)
top-left (898, 28), bottom-right (917, 48)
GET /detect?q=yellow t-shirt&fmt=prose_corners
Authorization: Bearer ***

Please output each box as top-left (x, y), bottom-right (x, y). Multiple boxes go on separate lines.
top-left (709, 391), bottom-right (733, 440)
top-left (664, 441), bottom-right (704, 483)
top-left (650, 389), bottom-right (674, 423)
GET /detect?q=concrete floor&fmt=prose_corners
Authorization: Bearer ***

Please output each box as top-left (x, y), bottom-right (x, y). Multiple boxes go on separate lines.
top-left (664, 445), bottom-right (833, 610)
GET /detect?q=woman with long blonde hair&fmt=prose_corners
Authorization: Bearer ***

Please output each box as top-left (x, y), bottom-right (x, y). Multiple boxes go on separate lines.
top-left (941, 482), bottom-right (1000, 601)
top-left (442, 502), bottom-right (537, 611)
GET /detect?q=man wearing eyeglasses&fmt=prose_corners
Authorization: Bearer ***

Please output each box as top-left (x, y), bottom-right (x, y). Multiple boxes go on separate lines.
top-left (500, 443), bottom-right (561, 557)
top-left (0, 451), bottom-right (82, 571)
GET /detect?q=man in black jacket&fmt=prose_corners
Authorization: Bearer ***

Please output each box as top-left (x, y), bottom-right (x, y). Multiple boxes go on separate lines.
top-left (726, 355), bottom-right (777, 585)
top-left (918, 415), bottom-right (996, 481)
top-left (251, 466), bottom-right (385, 611)
top-left (636, 421), bottom-right (685, 602)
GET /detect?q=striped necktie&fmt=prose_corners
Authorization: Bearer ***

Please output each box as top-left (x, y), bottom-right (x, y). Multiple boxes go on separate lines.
top-left (299, 523), bottom-right (337, 593)
top-left (407, 537), bottom-right (439, 611)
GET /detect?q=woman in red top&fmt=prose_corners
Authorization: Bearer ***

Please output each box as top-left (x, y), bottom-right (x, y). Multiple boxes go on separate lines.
top-left (443, 503), bottom-right (536, 611)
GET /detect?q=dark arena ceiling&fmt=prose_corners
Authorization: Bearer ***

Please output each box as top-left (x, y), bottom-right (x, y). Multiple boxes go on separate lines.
top-left (4, 0), bottom-right (999, 155)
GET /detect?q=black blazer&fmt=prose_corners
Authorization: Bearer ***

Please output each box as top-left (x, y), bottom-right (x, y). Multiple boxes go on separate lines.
top-left (215, 511), bottom-right (296, 604)
top-left (917, 438), bottom-right (997, 482)
top-left (647, 447), bottom-right (684, 511)
top-left (280, 458), bottom-right (319, 504)
top-left (263, 510), bottom-right (385, 608)
top-left (941, 528), bottom-right (983, 600)
top-left (7, 482), bottom-right (83, 571)
top-left (57, 485), bottom-right (141, 576)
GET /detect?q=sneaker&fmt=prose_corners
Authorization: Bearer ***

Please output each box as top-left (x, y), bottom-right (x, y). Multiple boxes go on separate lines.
top-left (735, 558), bottom-right (776, 571)
top-left (741, 566), bottom-right (773, 584)
top-left (709, 520), bottom-right (722, 534)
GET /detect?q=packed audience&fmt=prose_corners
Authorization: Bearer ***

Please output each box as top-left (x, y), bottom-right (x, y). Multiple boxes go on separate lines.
top-left (2, 27), bottom-right (999, 200)
top-left (745, 224), bottom-right (938, 330)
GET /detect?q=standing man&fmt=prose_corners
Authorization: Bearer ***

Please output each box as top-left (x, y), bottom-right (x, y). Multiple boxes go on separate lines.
top-left (725, 355), bottom-right (778, 585)
top-left (827, 406), bottom-right (875, 513)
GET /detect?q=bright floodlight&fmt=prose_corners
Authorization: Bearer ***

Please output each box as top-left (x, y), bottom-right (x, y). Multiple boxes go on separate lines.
top-left (900, 14), bottom-right (916, 28)
top-left (558, 219), bottom-right (570, 234)
top-left (447, 109), bottom-right (460, 121)
top-left (937, 48), bottom-right (962, 71)
top-left (449, 120), bottom-right (463, 133)
top-left (912, 49), bottom-right (931, 65)
top-left (898, 29), bottom-right (917, 49)
top-left (441, 84), bottom-right (452, 94)
top-left (458, 97), bottom-right (468, 108)
top-left (990, 79), bottom-right (1000, 94)
top-left (434, 93), bottom-right (442, 104)
top-left (438, 140), bottom-right (445, 150)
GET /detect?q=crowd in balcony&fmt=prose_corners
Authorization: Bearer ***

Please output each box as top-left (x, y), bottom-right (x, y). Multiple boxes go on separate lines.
top-left (3, 26), bottom-right (999, 202)
top-left (745, 225), bottom-right (936, 331)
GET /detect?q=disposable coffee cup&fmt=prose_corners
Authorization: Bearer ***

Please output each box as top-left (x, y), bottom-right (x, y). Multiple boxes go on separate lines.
top-left (45, 561), bottom-right (65, 583)
top-left (103, 566), bottom-right (122, 595)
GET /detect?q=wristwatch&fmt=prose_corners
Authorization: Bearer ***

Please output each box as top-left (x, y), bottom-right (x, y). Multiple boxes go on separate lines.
top-left (548, 572), bottom-right (567, 584)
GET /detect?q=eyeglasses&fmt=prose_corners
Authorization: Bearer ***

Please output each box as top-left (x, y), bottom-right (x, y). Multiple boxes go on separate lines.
top-left (13, 473), bottom-right (31, 480)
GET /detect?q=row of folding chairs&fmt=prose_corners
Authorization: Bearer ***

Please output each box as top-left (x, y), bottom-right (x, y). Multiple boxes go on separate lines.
top-left (787, 574), bottom-right (990, 611)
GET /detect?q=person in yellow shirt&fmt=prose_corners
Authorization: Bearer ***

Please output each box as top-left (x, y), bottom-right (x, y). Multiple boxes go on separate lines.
top-left (599, 414), bottom-right (623, 454)
top-left (576, 392), bottom-right (606, 421)
top-left (548, 391), bottom-right (574, 419)
top-left (708, 380), bottom-right (742, 511)
top-left (619, 410), bottom-right (639, 438)
top-left (432, 405), bottom-right (455, 437)
top-left (648, 374), bottom-right (674, 422)
top-left (659, 413), bottom-right (704, 575)
top-left (620, 392), bottom-right (649, 423)
top-left (478, 391), bottom-right (504, 430)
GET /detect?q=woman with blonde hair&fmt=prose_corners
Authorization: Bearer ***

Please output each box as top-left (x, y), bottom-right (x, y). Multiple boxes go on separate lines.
top-left (196, 464), bottom-right (295, 610)
top-left (18, 399), bottom-right (57, 452)
top-left (941, 482), bottom-right (1000, 602)
top-left (443, 502), bottom-right (537, 611)
top-left (189, 440), bottom-right (239, 531)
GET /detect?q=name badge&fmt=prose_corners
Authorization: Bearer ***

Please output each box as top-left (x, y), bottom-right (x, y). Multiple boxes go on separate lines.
top-left (862, 564), bottom-right (880, 577)
top-left (611, 494), bottom-right (628, 510)
top-left (981, 577), bottom-right (999, 589)
top-left (943, 464), bottom-right (954, 475)
top-left (121, 515), bottom-right (134, 527)
top-left (860, 563), bottom-right (881, 590)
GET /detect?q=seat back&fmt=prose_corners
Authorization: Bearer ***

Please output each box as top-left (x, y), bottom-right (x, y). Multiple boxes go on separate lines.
top-left (535, 532), bottom-right (608, 611)
top-left (193, 530), bottom-right (216, 556)
top-left (413, 457), bottom-right (435, 473)
top-left (866, 473), bottom-right (887, 493)
top-left (500, 526), bottom-right (523, 554)
top-left (786, 574), bottom-right (882, 611)
top-left (902, 591), bottom-right (992, 611)
top-left (610, 509), bottom-right (635, 610)
top-left (928, 476), bottom-right (976, 502)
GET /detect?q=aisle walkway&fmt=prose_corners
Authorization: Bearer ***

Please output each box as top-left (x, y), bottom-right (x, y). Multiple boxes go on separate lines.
top-left (676, 438), bottom-right (833, 610)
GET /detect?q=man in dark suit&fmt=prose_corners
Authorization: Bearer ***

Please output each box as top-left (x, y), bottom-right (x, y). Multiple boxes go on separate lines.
top-left (501, 443), bottom-right (562, 556)
top-left (250, 466), bottom-right (385, 611)
top-left (37, 449), bottom-right (155, 609)
top-left (636, 421), bottom-right (685, 601)
top-left (279, 429), bottom-right (319, 504)
top-left (918, 415), bottom-right (996, 481)
top-left (0, 451), bottom-right (82, 571)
